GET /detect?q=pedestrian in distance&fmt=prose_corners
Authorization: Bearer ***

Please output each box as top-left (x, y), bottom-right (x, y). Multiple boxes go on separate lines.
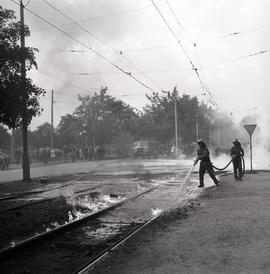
top-left (194, 139), bottom-right (220, 188)
top-left (231, 139), bottom-right (244, 181)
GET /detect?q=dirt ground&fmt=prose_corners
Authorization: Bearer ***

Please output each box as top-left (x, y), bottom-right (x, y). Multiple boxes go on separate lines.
top-left (2, 171), bottom-right (270, 273)
top-left (88, 171), bottom-right (270, 274)
top-left (0, 175), bottom-right (79, 249)
top-left (0, 172), bottom-right (174, 251)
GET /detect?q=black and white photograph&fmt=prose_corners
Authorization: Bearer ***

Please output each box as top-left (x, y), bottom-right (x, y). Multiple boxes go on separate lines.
top-left (0, 0), bottom-right (270, 273)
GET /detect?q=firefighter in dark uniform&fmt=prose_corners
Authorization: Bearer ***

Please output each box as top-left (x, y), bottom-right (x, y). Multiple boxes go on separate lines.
top-left (194, 139), bottom-right (219, 188)
top-left (231, 139), bottom-right (244, 181)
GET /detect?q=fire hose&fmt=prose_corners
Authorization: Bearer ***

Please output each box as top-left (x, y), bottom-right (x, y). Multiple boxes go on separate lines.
top-left (212, 155), bottom-right (245, 176)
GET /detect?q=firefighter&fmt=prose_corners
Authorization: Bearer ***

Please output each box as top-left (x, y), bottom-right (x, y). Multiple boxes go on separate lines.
top-left (194, 140), bottom-right (220, 188)
top-left (231, 139), bottom-right (244, 181)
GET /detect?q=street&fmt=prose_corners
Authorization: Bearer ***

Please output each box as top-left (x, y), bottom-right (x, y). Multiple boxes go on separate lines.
top-left (0, 158), bottom-right (193, 184)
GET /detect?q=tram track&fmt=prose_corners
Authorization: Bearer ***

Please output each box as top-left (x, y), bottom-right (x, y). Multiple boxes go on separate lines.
top-left (0, 163), bottom-right (113, 214)
top-left (74, 210), bottom-right (163, 274)
top-left (0, 162), bottom-right (111, 203)
top-left (0, 162), bottom-right (207, 274)
top-left (0, 176), bottom-right (200, 274)
top-left (73, 184), bottom-right (199, 274)
top-left (0, 182), bottom-right (160, 259)
top-left (0, 184), bottom-right (104, 213)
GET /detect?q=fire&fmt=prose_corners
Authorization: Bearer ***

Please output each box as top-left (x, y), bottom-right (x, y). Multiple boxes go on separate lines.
top-left (151, 208), bottom-right (162, 216)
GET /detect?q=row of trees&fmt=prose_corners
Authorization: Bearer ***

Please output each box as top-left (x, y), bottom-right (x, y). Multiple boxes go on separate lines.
top-left (1, 87), bottom-right (241, 157)
top-left (0, 4), bottom-right (242, 175)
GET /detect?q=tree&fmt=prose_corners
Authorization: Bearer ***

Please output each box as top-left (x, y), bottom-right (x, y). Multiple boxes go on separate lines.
top-left (144, 91), bottom-right (206, 145)
top-left (0, 125), bottom-right (11, 149)
top-left (143, 90), bottom-right (240, 155)
top-left (0, 5), bottom-right (45, 128)
top-left (74, 87), bottom-right (138, 146)
top-left (29, 122), bottom-right (52, 148)
top-left (56, 114), bottom-right (82, 148)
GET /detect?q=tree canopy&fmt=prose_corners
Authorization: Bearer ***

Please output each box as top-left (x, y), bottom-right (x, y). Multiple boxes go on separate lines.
top-left (0, 5), bottom-right (45, 129)
top-left (56, 87), bottom-right (138, 148)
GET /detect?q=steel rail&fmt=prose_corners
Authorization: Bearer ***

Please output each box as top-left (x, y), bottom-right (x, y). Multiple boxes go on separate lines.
top-left (0, 184), bottom-right (103, 213)
top-left (73, 184), bottom-right (199, 274)
top-left (0, 184), bottom-right (160, 259)
top-left (0, 163), bottom-right (104, 202)
top-left (74, 212), bottom-right (163, 274)
top-left (74, 170), bottom-right (228, 273)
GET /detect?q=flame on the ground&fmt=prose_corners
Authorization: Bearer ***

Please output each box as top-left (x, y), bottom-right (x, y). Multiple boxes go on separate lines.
top-left (38, 193), bottom-right (123, 235)
top-left (66, 193), bottom-right (124, 222)
top-left (151, 208), bottom-right (162, 216)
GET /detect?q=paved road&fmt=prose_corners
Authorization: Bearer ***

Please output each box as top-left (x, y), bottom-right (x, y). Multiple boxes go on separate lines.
top-left (0, 159), bottom-right (193, 183)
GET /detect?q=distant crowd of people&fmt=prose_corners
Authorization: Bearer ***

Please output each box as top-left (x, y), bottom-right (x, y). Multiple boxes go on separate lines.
top-left (12, 145), bottom-right (107, 166)
top-left (0, 149), bottom-right (10, 170)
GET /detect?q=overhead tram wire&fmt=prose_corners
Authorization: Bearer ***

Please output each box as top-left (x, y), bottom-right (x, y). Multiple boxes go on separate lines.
top-left (40, 0), bottom-right (162, 91)
top-left (165, 0), bottom-right (214, 102)
top-left (198, 23), bottom-right (270, 47)
top-left (165, 0), bottom-right (193, 45)
top-left (38, 66), bottom-right (192, 76)
top-left (162, 2), bottom-right (270, 108)
top-left (165, 1), bottom-right (218, 107)
top-left (37, 18), bottom-right (270, 54)
top-left (199, 48), bottom-right (270, 70)
top-left (10, 0), bottom-right (158, 94)
top-left (150, 0), bottom-right (218, 107)
top-left (31, 5), bottom-right (154, 33)
top-left (164, 0), bottom-right (218, 107)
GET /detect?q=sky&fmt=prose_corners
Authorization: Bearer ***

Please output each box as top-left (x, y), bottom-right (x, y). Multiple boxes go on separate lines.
top-left (2, 0), bottom-right (270, 133)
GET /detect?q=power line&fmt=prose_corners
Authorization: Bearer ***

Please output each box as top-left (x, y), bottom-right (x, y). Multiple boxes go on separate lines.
top-left (165, 0), bottom-right (193, 45)
top-left (202, 23), bottom-right (270, 46)
top-left (37, 66), bottom-right (192, 76)
top-left (199, 48), bottom-right (270, 70)
top-left (164, 0), bottom-right (218, 107)
top-left (41, 0), bottom-right (162, 91)
top-left (41, 0), bottom-right (118, 52)
top-left (150, 0), bottom-right (217, 107)
top-left (10, 0), bottom-right (158, 93)
top-left (33, 70), bottom-right (101, 92)
top-left (31, 5), bottom-right (154, 33)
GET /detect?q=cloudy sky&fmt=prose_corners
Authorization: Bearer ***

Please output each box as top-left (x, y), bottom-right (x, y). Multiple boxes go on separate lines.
top-left (2, 0), bottom-right (270, 130)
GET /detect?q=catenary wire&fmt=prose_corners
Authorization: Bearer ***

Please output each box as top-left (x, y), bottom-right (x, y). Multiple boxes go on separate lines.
top-left (31, 5), bottom-right (154, 33)
top-left (150, 0), bottom-right (217, 107)
top-left (199, 48), bottom-right (270, 70)
top-left (165, 0), bottom-right (193, 45)
top-left (41, 0), bottom-right (162, 91)
top-left (10, 0), bottom-right (158, 93)
top-left (164, 0), bottom-right (217, 105)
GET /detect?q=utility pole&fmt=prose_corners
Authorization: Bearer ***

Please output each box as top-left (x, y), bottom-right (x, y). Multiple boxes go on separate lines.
top-left (209, 120), bottom-right (215, 148)
top-left (173, 86), bottom-right (178, 158)
top-left (11, 129), bottom-right (15, 163)
top-left (209, 125), bottom-right (212, 147)
top-left (196, 114), bottom-right (199, 141)
top-left (50, 90), bottom-right (54, 152)
top-left (217, 126), bottom-right (221, 147)
top-left (20, 0), bottom-right (30, 183)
